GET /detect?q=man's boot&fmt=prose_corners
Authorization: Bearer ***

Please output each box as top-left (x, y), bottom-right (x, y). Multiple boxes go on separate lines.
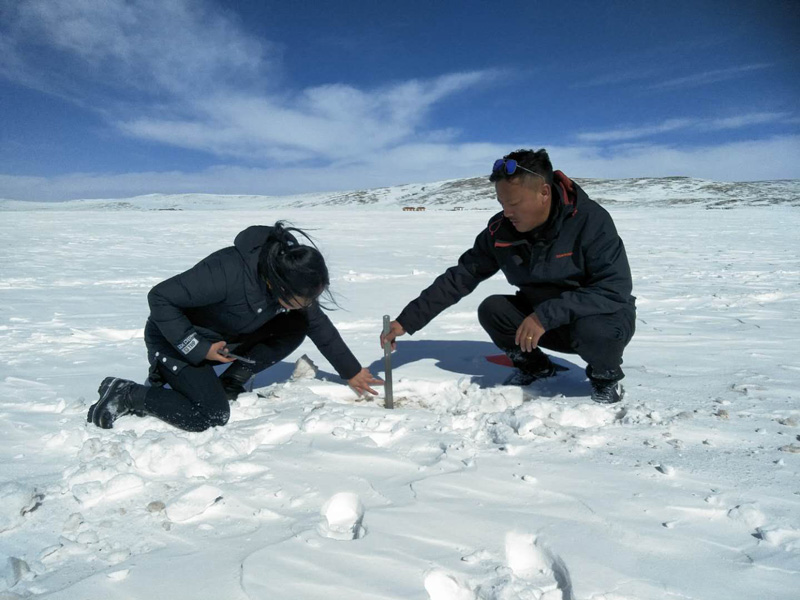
top-left (503, 348), bottom-right (563, 386)
top-left (586, 365), bottom-right (624, 404)
top-left (88, 377), bottom-right (148, 429)
top-left (219, 361), bottom-right (255, 401)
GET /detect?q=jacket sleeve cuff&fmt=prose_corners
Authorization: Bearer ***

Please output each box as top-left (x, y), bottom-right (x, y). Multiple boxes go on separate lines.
top-left (339, 362), bottom-right (363, 381)
top-left (176, 332), bottom-right (212, 365)
top-left (534, 305), bottom-right (565, 332)
top-left (396, 314), bottom-right (417, 336)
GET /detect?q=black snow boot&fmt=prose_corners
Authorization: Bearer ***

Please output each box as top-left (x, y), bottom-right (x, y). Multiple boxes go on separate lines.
top-left (586, 365), bottom-right (625, 404)
top-left (503, 348), bottom-right (564, 386)
top-left (88, 377), bottom-right (148, 429)
top-left (219, 361), bottom-right (255, 401)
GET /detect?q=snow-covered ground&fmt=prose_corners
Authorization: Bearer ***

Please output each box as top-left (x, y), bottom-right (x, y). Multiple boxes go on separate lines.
top-left (1, 197), bottom-right (799, 599)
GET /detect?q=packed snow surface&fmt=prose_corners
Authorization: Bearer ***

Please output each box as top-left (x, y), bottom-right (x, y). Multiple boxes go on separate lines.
top-left (1, 188), bottom-right (799, 599)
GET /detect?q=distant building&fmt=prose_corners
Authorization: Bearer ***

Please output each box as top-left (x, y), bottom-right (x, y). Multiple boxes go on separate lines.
top-left (453, 206), bottom-right (464, 211)
top-left (402, 206), bottom-right (415, 211)
top-left (415, 206), bottom-right (426, 211)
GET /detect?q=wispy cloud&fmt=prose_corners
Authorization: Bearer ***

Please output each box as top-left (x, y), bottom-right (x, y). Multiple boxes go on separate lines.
top-left (649, 63), bottom-right (772, 90)
top-left (552, 136), bottom-right (800, 181)
top-left (0, 0), bottom-right (493, 163)
top-left (116, 71), bottom-right (492, 162)
top-left (0, 0), bottom-right (270, 101)
top-left (576, 112), bottom-right (792, 143)
top-left (571, 68), bottom-right (660, 90)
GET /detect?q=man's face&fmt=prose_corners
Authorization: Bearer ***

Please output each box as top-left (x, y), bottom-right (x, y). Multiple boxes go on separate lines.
top-left (495, 177), bottom-right (551, 233)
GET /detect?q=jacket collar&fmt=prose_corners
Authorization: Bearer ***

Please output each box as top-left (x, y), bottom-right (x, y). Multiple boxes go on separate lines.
top-left (526, 171), bottom-right (578, 242)
top-left (490, 171), bottom-right (580, 243)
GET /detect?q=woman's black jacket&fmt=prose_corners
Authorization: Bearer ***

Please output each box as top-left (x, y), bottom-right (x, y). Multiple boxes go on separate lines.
top-left (143, 225), bottom-right (361, 380)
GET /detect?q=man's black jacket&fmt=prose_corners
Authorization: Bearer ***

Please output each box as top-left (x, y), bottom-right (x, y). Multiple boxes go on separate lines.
top-left (144, 226), bottom-right (361, 379)
top-left (397, 172), bottom-right (635, 334)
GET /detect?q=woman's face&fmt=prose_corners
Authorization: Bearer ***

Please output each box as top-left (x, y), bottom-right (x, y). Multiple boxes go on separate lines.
top-left (278, 296), bottom-right (313, 310)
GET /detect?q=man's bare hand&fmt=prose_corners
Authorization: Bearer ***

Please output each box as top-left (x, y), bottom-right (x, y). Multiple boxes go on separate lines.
top-left (206, 340), bottom-right (236, 363)
top-left (348, 368), bottom-right (384, 397)
top-left (380, 320), bottom-right (406, 351)
top-left (515, 314), bottom-right (545, 352)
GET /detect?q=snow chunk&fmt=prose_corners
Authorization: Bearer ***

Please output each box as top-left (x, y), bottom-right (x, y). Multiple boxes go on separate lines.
top-left (291, 354), bottom-right (318, 380)
top-left (424, 570), bottom-right (475, 600)
top-left (318, 492), bottom-right (365, 541)
top-left (505, 532), bottom-right (556, 579)
top-left (131, 436), bottom-right (215, 478)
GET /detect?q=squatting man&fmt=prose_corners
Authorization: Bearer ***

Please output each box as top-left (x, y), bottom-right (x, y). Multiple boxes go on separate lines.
top-left (381, 148), bottom-right (636, 404)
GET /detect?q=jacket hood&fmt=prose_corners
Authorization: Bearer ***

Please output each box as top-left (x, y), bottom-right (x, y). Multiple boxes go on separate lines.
top-left (233, 225), bottom-right (303, 307)
top-left (233, 226), bottom-right (275, 307)
top-left (234, 225), bottom-right (273, 266)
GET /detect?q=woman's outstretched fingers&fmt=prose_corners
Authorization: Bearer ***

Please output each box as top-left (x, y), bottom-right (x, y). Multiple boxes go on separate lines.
top-left (348, 369), bottom-right (384, 396)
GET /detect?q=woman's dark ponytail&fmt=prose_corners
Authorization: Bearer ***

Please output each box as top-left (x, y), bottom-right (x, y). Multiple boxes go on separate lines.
top-left (258, 221), bottom-right (332, 307)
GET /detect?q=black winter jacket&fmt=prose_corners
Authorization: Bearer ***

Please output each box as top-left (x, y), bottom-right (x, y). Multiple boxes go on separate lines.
top-left (397, 172), bottom-right (635, 334)
top-left (143, 226), bottom-right (361, 380)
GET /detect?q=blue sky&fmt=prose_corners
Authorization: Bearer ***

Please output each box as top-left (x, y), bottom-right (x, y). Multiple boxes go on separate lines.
top-left (1, 0), bottom-right (798, 201)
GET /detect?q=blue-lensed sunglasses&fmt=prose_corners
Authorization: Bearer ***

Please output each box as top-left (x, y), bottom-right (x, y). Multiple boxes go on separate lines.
top-left (492, 159), bottom-right (543, 179)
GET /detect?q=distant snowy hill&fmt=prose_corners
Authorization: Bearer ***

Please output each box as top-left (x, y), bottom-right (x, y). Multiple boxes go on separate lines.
top-left (2, 176), bottom-right (799, 211)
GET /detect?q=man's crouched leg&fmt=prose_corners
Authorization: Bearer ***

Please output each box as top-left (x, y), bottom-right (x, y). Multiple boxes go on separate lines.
top-left (478, 295), bottom-right (562, 386)
top-left (568, 311), bottom-right (635, 404)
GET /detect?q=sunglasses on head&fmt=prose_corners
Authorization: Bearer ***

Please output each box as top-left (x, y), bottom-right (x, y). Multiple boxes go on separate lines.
top-left (492, 159), bottom-right (544, 180)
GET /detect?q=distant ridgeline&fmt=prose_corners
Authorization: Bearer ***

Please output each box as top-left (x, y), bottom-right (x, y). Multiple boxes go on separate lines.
top-left (1, 176), bottom-right (799, 211)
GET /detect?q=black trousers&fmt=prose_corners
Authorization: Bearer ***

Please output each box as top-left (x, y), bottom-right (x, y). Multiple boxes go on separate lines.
top-left (477, 293), bottom-right (635, 376)
top-left (143, 312), bottom-right (307, 432)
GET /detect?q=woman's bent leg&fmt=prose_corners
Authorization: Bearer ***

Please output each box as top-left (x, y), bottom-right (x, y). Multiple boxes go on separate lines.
top-left (220, 312), bottom-right (309, 399)
top-left (144, 364), bottom-right (230, 432)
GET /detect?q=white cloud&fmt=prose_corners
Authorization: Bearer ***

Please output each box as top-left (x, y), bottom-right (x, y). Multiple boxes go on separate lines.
top-left (577, 119), bottom-right (696, 143)
top-left (577, 112), bottom-right (792, 143)
top-left (0, 0), bottom-right (269, 98)
top-left (117, 71), bottom-right (492, 162)
top-left (0, 0), bottom-right (493, 164)
top-left (571, 68), bottom-right (659, 89)
top-left (3, 136), bottom-right (798, 202)
top-left (649, 63), bottom-right (772, 90)
top-left (1, 2), bottom-right (797, 202)
top-left (551, 136), bottom-right (800, 181)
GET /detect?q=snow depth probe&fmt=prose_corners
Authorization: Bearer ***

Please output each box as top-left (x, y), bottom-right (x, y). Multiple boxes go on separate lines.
top-left (382, 315), bottom-right (394, 409)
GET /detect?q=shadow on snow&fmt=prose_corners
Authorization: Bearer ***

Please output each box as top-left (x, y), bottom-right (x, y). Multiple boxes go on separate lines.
top-left (206, 340), bottom-right (589, 399)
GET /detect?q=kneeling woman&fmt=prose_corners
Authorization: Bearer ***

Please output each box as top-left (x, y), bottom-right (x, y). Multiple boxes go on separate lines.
top-left (88, 222), bottom-right (382, 431)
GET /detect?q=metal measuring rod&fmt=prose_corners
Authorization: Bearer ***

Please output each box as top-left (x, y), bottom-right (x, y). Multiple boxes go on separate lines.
top-left (382, 315), bottom-right (394, 409)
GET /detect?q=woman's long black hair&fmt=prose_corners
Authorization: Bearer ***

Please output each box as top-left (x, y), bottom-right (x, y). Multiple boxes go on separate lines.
top-left (257, 221), bottom-right (332, 307)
